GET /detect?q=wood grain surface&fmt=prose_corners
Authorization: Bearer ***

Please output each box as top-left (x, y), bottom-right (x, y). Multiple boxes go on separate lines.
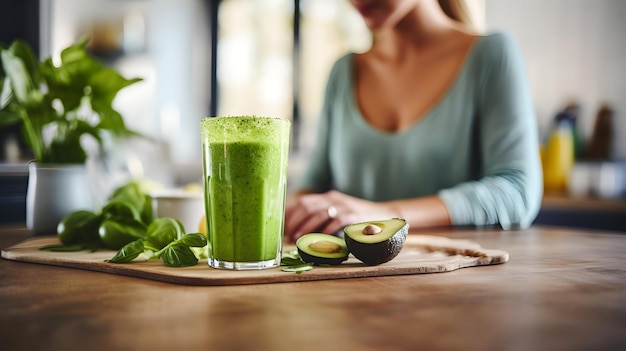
top-left (1, 226), bottom-right (624, 351)
top-left (1, 235), bottom-right (508, 285)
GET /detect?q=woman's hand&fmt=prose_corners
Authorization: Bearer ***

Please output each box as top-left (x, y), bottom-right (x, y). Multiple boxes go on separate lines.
top-left (284, 190), bottom-right (399, 242)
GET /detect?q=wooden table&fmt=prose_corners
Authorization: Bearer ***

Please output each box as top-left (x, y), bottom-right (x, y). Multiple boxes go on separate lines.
top-left (1, 225), bottom-right (625, 351)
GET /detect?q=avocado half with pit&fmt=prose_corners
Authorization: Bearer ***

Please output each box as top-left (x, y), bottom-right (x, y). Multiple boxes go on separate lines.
top-left (343, 218), bottom-right (409, 265)
top-left (296, 233), bottom-right (349, 265)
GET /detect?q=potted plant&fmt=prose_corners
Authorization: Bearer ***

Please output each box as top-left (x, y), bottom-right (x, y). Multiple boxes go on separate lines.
top-left (0, 37), bottom-right (142, 235)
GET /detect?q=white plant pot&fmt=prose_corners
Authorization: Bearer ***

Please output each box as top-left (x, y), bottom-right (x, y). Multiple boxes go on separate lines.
top-left (26, 162), bottom-right (94, 235)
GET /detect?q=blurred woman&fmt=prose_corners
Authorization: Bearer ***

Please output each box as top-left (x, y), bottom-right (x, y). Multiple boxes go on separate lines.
top-left (285, 0), bottom-right (542, 241)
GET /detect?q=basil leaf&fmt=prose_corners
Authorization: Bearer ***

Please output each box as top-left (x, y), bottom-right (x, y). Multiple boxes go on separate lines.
top-left (102, 200), bottom-right (144, 224)
top-left (106, 239), bottom-right (145, 264)
top-left (160, 242), bottom-right (198, 267)
top-left (146, 218), bottom-right (184, 250)
top-left (180, 233), bottom-right (207, 247)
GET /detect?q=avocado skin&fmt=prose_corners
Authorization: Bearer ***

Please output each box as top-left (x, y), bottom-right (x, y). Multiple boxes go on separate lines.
top-left (344, 223), bottom-right (408, 265)
top-left (297, 249), bottom-right (348, 266)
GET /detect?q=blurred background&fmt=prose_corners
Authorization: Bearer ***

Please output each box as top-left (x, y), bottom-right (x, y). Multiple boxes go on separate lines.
top-left (1, 0), bottom-right (625, 230)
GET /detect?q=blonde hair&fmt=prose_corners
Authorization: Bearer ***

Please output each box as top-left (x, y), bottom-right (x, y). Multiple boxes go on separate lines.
top-left (438, 0), bottom-right (484, 33)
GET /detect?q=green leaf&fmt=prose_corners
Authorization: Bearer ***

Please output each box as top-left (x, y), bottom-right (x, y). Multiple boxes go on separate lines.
top-left (0, 76), bottom-right (14, 110)
top-left (146, 218), bottom-right (184, 250)
top-left (280, 250), bottom-right (315, 273)
top-left (44, 132), bottom-right (87, 163)
top-left (39, 58), bottom-right (84, 112)
top-left (1, 49), bottom-right (43, 106)
top-left (44, 118), bottom-right (105, 163)
top-left (160, 242), bottom-right (198, 267)
top-left (106, 239), bottom-right (145, 263)
top-left (5, 40), bottom-right (39, 83)
top-left (98, 219), bottom-right (146, 250)
top-left (92, 103), bottom-right (126, 132)
top-left (180, 233), bottom-right (208, 247)
top-left (140, 194), bottom-right (153, 224)
top-left (90, 67), bottom-right (142, 107)
top-left (108, 184), bottom-right (152, 224)
top-left (282, 249), bottom-right (301, 260)
top-left (281, 263), bottom-right (314, 274)
top-left (102, 200), bottom-right (144, 223)
top-left (39, 244), bottom-right (90, 252)
top-left (280, 257), bottom-right (305, 266)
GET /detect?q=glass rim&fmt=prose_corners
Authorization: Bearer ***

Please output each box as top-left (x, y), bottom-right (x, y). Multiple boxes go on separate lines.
top-left (201, 115), bottom-right (290, 122)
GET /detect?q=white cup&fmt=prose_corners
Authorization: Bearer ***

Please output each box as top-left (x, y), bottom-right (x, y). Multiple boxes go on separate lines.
top-left (151, 189), bottom-right (204, 233)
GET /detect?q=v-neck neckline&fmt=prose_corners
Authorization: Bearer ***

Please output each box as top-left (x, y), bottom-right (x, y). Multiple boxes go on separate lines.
top-left (348, 34), bottom-right (485, 138)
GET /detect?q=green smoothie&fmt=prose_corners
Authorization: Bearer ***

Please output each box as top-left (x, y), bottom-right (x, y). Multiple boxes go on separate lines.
top-left (201, 116), bottom-right (290, 269)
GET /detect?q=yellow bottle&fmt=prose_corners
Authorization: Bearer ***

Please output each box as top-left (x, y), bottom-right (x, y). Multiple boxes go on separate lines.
top-left (542, 121), bottom-right (574, 194)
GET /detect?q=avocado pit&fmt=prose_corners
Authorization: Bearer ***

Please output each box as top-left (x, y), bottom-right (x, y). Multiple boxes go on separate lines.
top-left (309, 240), bottom-right (343, 254)
top-left (362, 224), bottom-right (382, 235)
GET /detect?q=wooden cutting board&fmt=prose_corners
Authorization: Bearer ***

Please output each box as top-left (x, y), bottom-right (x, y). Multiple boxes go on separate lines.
top-left (1, 235), bottom-right (508, 286)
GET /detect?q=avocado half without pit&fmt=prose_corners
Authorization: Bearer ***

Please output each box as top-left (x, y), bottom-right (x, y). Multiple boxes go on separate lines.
top-left (296, 233), bottom-right (349, 266)
top-left (343, 218), bottom-right (409, 265)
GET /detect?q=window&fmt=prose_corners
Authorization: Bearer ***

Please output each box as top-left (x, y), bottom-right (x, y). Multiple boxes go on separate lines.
top-left (214, 0), bottom-right (369, 154)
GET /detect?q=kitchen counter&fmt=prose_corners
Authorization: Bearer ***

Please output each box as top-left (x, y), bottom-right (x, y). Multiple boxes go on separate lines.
top-left (536, 194), bottom-right (626, 232)
top-left (1, 225), bottom-right (625, 351)
top-left (0, 163), bottom-right (28, 224)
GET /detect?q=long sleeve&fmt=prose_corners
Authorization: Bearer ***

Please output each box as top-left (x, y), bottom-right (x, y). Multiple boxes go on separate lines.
top-left (438, 33), bottom-right (543, 229)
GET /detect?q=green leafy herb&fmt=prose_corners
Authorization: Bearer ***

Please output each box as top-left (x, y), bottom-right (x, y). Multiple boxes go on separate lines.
top-left (106, 239), bottom-right (145, 263)
top-left (159, 242), bottom-right (199, 267)
top-left (152, 233), bottom-right (208, 267)
top-left (145, 218), bottom-right (185, 250)
top-left (108, 182), bottom-right (153, 224)
top-left (281, 256), bottom-right (306, 266)
top-left (280, 249), bottom-right (314, 274)
top-left (39, 180), bottom-right (208, 268)
top-left (98, 218), bottom-right (146, 250)
top-left (101, 200), bottom-right (143, 223)
top-left (106, 231), bottom-right (208, 267)
top-left (0, 37), bottom-right (142, 163)
top-left (39, 243), bottom-right (98, 252)
top-left (56, 210), bottom-right (102, 246)
top-left (180, 233), bottom-right (208, 247)
top-left (281, 263), bottom-right (314, 274)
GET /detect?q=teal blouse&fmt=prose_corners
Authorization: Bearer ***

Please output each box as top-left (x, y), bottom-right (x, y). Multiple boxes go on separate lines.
top-left (297, 32), bottom-right (543, 229)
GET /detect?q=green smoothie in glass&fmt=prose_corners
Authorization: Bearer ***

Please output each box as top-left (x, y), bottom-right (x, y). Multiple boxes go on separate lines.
top-left (201, 116), bottom-right (290, 270)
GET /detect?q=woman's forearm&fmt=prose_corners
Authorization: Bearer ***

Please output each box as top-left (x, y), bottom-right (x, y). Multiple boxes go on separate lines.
top-left (385, 195), bottom-right (452, 229)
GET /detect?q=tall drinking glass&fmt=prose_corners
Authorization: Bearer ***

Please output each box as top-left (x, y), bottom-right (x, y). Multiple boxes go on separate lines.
top-left (201, 116), bottom-right (291, 270)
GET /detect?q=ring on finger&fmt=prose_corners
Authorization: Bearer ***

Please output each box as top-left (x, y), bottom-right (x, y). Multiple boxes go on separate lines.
top-left (326, 205), bottom-right (337, 219)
